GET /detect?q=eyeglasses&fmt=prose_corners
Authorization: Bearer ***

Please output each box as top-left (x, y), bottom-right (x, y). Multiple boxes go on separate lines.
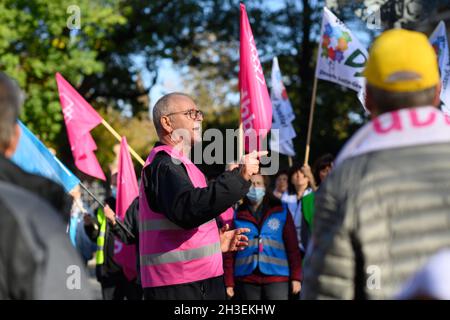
top-left (165, 109), bottom-right (204, 121)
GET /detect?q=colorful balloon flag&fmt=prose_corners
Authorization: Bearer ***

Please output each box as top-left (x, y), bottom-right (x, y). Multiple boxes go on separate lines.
top-left (315, 7), bottom-right (368, 108)
top-left (239, 3), bottom-right (272, 152)
top-left (55, 73), bottom-right (106, 180)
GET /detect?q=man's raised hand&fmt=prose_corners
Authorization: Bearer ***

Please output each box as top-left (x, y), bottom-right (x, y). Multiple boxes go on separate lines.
top-left (239, 150), bottom-right (269, 181)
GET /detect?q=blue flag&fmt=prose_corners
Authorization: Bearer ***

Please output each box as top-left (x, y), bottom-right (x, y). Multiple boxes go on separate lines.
top-left (11, 121), bottom-right (80, 192)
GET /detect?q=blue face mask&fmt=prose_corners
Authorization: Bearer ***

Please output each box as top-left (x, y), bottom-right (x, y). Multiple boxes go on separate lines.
top-left (247, 186), bottom-right (265, 203)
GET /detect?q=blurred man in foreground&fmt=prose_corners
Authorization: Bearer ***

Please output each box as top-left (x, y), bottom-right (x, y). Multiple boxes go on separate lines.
top-left (302, 29), bottom-right (450, 299)
top-left (0, 72), bottom-right (93, 299)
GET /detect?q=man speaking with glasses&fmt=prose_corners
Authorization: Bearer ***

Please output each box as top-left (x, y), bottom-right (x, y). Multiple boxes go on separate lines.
top-left (139, 92), bottom-right (265, 300)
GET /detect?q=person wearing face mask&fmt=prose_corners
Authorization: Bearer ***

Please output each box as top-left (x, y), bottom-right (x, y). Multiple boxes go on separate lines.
top-left (224, 173), bottom-right (302, 300)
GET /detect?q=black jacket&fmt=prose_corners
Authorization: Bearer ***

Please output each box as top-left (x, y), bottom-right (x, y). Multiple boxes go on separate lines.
top-left (0, 181), bottom-right (94, 299)
top-left (112, 197), bottom-right (139, 245)
top-left (143, 143), bottom-right (251, 229)
top-left (0, 154), bottom-right (72, 220)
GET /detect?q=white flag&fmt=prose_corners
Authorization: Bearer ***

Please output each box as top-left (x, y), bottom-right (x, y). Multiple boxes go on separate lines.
top-left (270, 137), bottom-right (296, 157)
top-left (315, 7), bottom-right (368, 108)
top-left (271, 57), bottom-right (297, 144)
top-left (271, 57), bottom-right (296, 124)
top-left (429, 21), bottom-right (450, 115)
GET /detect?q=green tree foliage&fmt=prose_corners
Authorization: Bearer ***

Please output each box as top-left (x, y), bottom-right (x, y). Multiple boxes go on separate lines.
top-left (0, 0), bottom-right (377, 177)
top-left (0, 0), bottom-right (126, 144)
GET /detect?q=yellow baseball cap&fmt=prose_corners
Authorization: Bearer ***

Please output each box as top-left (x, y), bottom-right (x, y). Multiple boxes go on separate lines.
top-left (364, 29), bottom-right (439, 92)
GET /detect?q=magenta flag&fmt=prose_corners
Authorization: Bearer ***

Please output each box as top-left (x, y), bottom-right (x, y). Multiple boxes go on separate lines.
top-left (218, 207), bottom-right (234, 227)
top-left (239, 3), bottom-right (272, 152)
top-left (114, 137), bottom-right (138, 281)
top-left (55, 73), bottom-right (105, 180)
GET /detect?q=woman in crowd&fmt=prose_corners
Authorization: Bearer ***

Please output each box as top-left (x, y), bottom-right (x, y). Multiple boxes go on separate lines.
top-left (281, 163), bottom-right (316, 256)
top-left (224, 173), bottom-right (302, 300)
top-left (272, 170), bottom-right (289, 199)
top-left (312, 153), bottom-right (334, 188)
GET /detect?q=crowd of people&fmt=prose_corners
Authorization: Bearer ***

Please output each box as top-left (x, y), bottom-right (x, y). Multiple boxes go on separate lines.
top-left (1, 28), bottom-right (450, 300)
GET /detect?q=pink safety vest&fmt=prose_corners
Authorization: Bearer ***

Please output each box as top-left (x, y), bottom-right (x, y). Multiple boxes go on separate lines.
top-left (139, 145), bottom-right (224, 288)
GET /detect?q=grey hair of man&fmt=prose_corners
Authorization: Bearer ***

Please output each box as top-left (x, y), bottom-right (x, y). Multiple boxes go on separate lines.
top-left (0, 73), bottom-right (24, 153)
top-left (366, 84), bottom-right (439, 115)
top-left (152, 92), bottom-right (195, 136)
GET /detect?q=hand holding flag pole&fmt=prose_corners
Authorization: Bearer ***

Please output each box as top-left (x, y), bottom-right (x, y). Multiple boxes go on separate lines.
top-left (79, 182), bottom-right (135, 240)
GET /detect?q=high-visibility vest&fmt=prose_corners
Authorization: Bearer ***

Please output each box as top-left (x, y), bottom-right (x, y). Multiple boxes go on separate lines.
top-left (95, 208), bottom-right (107, 265)
top-left (234, 205), bottom-right (290, 277)
top-left (138, 145), bottom-right (224, 288)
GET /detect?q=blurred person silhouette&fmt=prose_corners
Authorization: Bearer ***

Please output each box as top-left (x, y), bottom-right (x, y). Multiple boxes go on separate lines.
top-left (396, 249), bottom-right (450, 300)
top-left (0, 72), bottom-right (93, 299)
top-left (302, 29), bottom-right (450, 299)
top-left (272, 169), bottom-right (288, 199)
top-left (312, 154), bottom-right (334, 188)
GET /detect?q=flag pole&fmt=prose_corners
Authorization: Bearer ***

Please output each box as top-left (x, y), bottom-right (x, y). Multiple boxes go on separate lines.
top-left (100, 119), bottom-right (145, 166)
top-left (79, 181), bottom-right (105, 207)
top-left (304, 76), bottom-right (318, 165)
top-left (79, 182), bottom-right (135, 239)
top-left (238, 122), bottom-right (244, 162)
top-left (288, 156), bottom-right (293, 167)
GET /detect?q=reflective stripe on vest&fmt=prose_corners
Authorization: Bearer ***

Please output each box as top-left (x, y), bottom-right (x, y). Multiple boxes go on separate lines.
top-left (245, 238), bottom-right (285, 250)
top-left (138, 145), bottom-right (224, 288)
top-left (141, 242), bottom-right (221, 266)
top-left (234, 206), bottom-right (290, 277)
top-left (235, 254), bottom-right (289, 267)
top-left (95, 208), bottom-right (107, 265)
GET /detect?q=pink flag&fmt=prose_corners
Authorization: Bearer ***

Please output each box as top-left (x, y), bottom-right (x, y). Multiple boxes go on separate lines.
top-left (114, 137), bottom-right (138, 281)
top-left (218, 207), bottom-right (234, 228)
top-left (239, 3), bottom-right (272, 152)
top-left (55, 73), bottom-right (105, 180)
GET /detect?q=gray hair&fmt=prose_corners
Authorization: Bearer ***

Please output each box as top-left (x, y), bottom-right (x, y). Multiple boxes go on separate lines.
top-left (367, 84), bottom-right (437, 114)
top-left (0, 73), bottom-right (24, 153)
top-left (152, 92), bottom-right (194, 134)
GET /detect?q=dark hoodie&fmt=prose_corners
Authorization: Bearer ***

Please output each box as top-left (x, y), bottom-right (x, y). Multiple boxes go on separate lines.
top-left (0, 154), bottom-right (72, 220)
